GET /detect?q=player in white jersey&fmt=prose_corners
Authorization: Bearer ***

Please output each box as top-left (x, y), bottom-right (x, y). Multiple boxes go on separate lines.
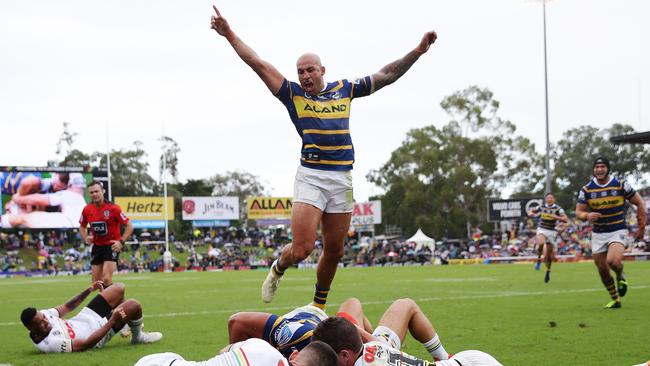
top-left (20, 282), bottom-right (162, 353)
top-left (133, 338), bottom-right (338, 366)
top-left (313, 298), bottom-right (502, 366)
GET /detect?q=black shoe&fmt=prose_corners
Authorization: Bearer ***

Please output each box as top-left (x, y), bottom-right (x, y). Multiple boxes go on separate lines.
top-left (544, 271), bottom-right (551, 283)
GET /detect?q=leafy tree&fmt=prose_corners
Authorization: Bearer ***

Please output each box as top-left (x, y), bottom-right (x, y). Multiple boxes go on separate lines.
top-left (207, 171), bottom-right (266, 222)
top-left (159, 136), bottom-right (181, 184)
top-left (94, 141), bottom-right (158, 197)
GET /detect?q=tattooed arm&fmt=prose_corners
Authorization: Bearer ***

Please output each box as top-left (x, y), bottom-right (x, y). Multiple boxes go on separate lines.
top-left (371, 31), bottom-right (437, 92)
top-left (55, 281), bottom-right (104, 317)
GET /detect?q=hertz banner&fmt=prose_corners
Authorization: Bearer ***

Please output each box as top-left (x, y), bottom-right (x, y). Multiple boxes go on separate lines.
top-left (115, 197), bottom-right (174, 221)
top-left (247, 197), bottom-right (293, 219)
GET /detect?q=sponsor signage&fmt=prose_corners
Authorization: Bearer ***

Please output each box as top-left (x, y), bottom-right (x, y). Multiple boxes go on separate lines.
top-left (131, 220), bottom-right (166, 229)
top-left (247, 197), bottom-right (293, 219)
top-left (487, 197), bottom-right (543, 222)
top-left (115, 197), bottom-right (174, 221)
top-left (351, 201), bottom-right (382, 226)
top-left (191, 220), bottom-right (230, 228)
top-left (182, 196), bottom-right (239, 220)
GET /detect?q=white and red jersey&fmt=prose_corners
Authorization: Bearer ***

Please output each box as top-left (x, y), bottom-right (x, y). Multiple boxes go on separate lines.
top-left (354, 341), bottom-right (431, 366)
top-left (134, 338), bottom-right (289, 366)
top-left (33, 308), bottom-right (110, 353)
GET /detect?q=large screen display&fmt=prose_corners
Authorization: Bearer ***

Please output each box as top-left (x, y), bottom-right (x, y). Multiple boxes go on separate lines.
top-left (0, 166), bottom-right (107, 229)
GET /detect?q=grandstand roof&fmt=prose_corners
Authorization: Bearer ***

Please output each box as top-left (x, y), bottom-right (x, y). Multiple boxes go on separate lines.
top-left (610, 131), bottom-right (650, 144)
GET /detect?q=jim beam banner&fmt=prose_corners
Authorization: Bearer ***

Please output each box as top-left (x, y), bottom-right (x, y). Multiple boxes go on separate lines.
top-left (487, 197), bottom-right (542, 222)
top-left (351, 201), bottom-right (382, 226)
top-left (115, 197), bottom-right (174, 221)
top-left (247, 197), bottom-right (292, 219)
top-left (182, 196), bottom-right (239, 220)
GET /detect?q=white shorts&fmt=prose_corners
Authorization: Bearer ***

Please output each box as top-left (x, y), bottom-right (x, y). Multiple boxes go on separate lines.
top-left (293, 165), bottom-right (353, 213)
top-left (536, 228), bottom-right (558, 247)
top-left (591, 229), bottom-right (629, 254)
top-left (372, 326), bottom-right (401, 350)
top-left (282, 304), bottom-right (328, 321)
top-left (73, 307), bottom-right (114, 348)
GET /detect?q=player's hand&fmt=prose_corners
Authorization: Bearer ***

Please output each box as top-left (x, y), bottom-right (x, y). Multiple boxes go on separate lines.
top-left (90, 281), bottom-right (104, 292)
top-left (586, 212), bottom-right (602, 222)
top-left (84, 235), bottom-right (94, 245)
top-left (211, 5), bottom-right (233, 39)
top-left (110, 240), bottom-right (123, 253)
top-left (415, 31), bottom-right (437, 54)
top-left (633, 226), bottom-right (646, 241)
top-left (111, 307), bottom-right (127, 323)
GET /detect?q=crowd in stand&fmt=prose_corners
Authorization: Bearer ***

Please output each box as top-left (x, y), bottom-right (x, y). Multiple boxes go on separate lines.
top-left (0, 207), bottom-right (648, 275)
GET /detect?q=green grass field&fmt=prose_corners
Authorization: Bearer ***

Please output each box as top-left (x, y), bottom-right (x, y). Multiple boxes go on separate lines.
top-left (1, 261), bottom-right (649, 366)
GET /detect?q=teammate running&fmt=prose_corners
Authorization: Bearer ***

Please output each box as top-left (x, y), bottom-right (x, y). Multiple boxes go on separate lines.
top-left (210, 5), bottom-right (437, 308)
top-left (20, 282), bottom-right (161, 353)
top-left (576, 157), bottom-right (647, 308)
top-left (527, 192), bottom-right (568, 283)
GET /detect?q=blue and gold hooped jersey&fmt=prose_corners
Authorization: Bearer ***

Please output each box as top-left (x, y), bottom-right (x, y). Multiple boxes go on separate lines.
top-left (577, 176), bottom-right (636, 233)
top-left (275, 77), bottom-right (373, 171)
top-left (531, 204), bottom-right (565, 231)
top-left (262, 306), bottom-right (328, 357)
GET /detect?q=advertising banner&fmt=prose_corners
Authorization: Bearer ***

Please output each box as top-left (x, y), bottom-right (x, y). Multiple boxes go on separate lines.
top-left (191, 220), bottom-right (230, 228)
top-left (0, 166), bottom-right (106, 229)
top-left (351, 201), bottom-right (382, 226)
top-left (182, 196), bottom-right (239, 220)
top-left (115, 197), bottom-right (174, 221)
top-left (487, 197), bottom-right (543, 222)
top-left (247, 197), bottom-right (293, 219)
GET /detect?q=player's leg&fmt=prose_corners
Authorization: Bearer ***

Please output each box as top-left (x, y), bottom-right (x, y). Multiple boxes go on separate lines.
top-left (227, 312), bottom-right (273, 343)
top-left (311, 211), bottom-right (350, 310)
top-left (112, 299), bottom-right (162, 344)
top-left (91, 264), bottom-right (103, 284)
top-left (101, 261), bottom-right (117, 287)
top-left (337, 298), bottom-right (373, 332)
top-left (98, 282), bottom-right (126, 307)
top-left (606, 242), bottom-right (627, 297)
top-left (262, 202), bottom-right (321, 303)
top-left (376, 298), bottom-right (449, 360)
top-left (543, 243), bottom-right (554, 283)
top-left (593, 252), bottom-right (620, 308)
top-left (535, 233), bottom-right (546, 270)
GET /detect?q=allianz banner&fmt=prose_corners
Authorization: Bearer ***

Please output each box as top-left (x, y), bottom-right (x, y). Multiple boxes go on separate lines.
top-left (182, 196), bottom-right (239, 220)
top-left (115, 197), bottom-right (174, 221)
top-left (247, 197), bottom-right (292, 219)
top-left (351, 201), bottom-right (382, 226)
top-left (487, 197), bottom-right (542, 222)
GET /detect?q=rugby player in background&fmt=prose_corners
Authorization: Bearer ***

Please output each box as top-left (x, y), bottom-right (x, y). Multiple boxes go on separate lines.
top-left (20, 281), bottom-right (161, 353)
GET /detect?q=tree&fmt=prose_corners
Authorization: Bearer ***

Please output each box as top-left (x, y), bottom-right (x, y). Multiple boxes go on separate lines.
top-left (159, 136), bottom-right (181, 184)
top-left (207, 171), bottom-right (266, 222)
top-left (95, 141), bottom-right (158, 197)
top-left (369, 86), bottom-right (544, 238)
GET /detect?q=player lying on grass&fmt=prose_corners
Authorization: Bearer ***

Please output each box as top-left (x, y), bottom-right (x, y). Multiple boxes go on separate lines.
top-left (20, 281), bottom-right (162, 353)
top-left (134, 338), bottom-right (338, 366)
top-left (313, 297), bottom-right (503, 366)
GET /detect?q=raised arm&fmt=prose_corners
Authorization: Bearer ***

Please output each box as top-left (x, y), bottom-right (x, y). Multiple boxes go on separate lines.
top-left (371, 31), bottom-right (437, 93)
top-left (630, 193), bottom-right (647, 241)
top-left (71, 307), bottom-right (122, 352)
top-left (55, 281), bottom-right (103, 318)
top-left (210, 5), bottom-right (285, 94)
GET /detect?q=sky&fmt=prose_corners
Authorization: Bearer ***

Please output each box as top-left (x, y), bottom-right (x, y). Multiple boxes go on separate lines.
top-left (1, 0), bottom-right (648, 202)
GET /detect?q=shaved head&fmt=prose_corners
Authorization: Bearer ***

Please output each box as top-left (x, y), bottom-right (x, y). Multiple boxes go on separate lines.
top-left (296, 52), bottom-right (322, 67)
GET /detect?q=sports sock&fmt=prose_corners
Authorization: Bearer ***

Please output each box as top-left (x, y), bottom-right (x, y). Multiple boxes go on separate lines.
top-left (312, 283), bottom-right (329, 310)
top-left (271, 260), bottom-right (286, 277)
top-left (604, 277), bottom-right (619, 301)
top-left (423, 334), bottom-right (449, 360)
top-left (129, 316), bottom-right (144, 340)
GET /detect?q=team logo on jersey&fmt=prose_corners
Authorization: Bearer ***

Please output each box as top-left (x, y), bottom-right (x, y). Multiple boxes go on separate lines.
top-left (103, 210), bottom-right (110, 218)
top-left (601, 191), bottom-right (607, 197)
top-left (275, 322), bottom-right (303, 346)
top-left (590, 193), bottom-right (597, 199)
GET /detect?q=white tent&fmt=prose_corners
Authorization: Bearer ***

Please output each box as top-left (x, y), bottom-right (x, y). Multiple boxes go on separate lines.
top-left (406, 229), bottom-right (435, 251)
